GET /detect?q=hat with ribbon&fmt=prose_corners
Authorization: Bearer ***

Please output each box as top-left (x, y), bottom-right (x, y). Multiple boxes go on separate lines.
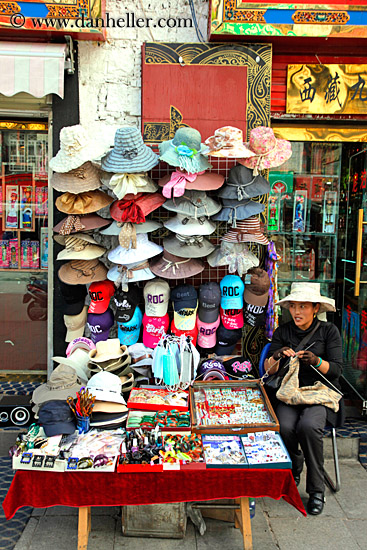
top-left (275, 282), bottom-right (336, 313)
top-left (58, 259), bottom-right (108, 285)
top-left (222, 217), bottom-right (269, 245)
top-left (150, 250), bottom-right (204, 280)
top-left (110, 193), bottom-right (165, 224)
top-left (218, 165), bottom-right (270, 201)
top-left (208, 241), bottom-right (260, 276)
top-left (100, 219), bottom-right (162, 236)
top-left (204, 126), bottom-right (257, 159)
top-left (158, 170), bottom-right (224, 198)
top-left (102, 171), bottom-right (158, 200)
top-left (158, 127), bottom-right (212, 173)
top-left (56, 190), bottom-right (113, 215)
top-left (54, 233), bottom-right (106, 261)
top-left (163, 190), bottom-right (221, 218)
top-left (108, 233), bottom-right (163, 265)
top-left (32, 364), bottom-right (83, 406)
top-left (163, 233), bottom-right (214, 258)
top-left (101, 127), bottom-right (159, 173)
top-left (107, 261), bottom-right (156, 286)
top-left (212, 199), bottom-right (265, 227)
top-left (49, 124), bottom-right (109, 173)
top-left (163, 213), bottom-right (216, 236)
top-left (51, 161), bottom-right (102, 193)
top-left (53, 213), bottom-right (110, 235)
top-left (239, 126), bottom-right (292, 175)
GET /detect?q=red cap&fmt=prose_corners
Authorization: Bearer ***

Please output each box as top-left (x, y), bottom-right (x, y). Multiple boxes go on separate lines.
top-left (170, 319), bottom-right (198, 346)
top-left (88, 280), bottom-right (115, 314)
top-left (220, 307), bottom-right (244, 330)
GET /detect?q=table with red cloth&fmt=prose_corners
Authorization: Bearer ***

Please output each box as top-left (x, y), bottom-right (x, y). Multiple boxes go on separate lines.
top-left (3, 468), bottom-right (306, 550)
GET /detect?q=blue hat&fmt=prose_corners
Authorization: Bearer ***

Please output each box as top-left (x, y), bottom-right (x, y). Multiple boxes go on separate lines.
top-left (158, 127), bottom-right (212, 173)
top-left (212, 199), bottom-right (265, 227)
top-left (38, 400), bottom-right (76, 437)
top-left (101, 127), bottom-right (159, 173)
top-left (117, 306), bottom-right (143, 346)
top-left (220, 275), bottom-right (244, 310)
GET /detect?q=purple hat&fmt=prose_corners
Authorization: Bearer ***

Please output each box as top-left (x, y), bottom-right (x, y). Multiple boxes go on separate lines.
top-left (87, 308), bottom-right (114, 344)
top-left (197, 358), bottom-right (229, 381)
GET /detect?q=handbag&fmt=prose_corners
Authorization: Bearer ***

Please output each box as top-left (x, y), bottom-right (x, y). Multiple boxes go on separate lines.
top-left (276, 355), bottom-right (342, 412)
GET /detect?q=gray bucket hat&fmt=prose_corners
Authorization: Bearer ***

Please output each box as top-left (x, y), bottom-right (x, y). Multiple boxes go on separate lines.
top-left (163, 190), bottom-right (221, 218)
top-left (163, 233), bottom-right (215, 258)
top-left (32, 364), bottom-right (83, 406)
top-left (158, 127), bottom-right (212, 173)
top-left (218, 165), bottom-right (270, 201)
top-left (101, 127), bottom-right (159, 173)
top-left (212, 199), bottom-right (265, 226)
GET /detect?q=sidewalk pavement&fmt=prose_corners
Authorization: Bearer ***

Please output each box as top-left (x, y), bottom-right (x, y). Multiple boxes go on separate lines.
top-left (12, 459), bottom-right (367, 550)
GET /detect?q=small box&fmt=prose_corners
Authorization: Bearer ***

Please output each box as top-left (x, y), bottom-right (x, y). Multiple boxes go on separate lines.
top-left (8, 239), bottom-right (19, 269)
top-left (241, 431), bottom-right (292, 470)
top-left (127, 388), bottom-right (189, 412)
top-left (0, 240), bottom-right (9, 268)
top-left (21, 241), bottom-right (31, 269)
top-left (30, 241), bottom-right (40, 269)
top-left (202, 435), bottom-right (248, 469)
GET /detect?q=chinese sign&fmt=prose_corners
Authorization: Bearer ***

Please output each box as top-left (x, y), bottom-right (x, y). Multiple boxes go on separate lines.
top-left (287, 64), bottom-right (367, 115)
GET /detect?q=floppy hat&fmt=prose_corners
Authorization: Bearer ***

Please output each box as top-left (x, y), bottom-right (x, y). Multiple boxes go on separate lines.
top-left (113, 285), bottom-right (140, 322)
top-left (222, 217), bottom-right (269, 245)
top-left (64, 305), bottom-right (87, 342)
top-left (150, 251), bottom-right (204, 279)
top-left (87, 371), bottom-right (127, 405)
top-left (171, 285), bottom-right (198, 330)
top-left (56, 190), bottom-right (113, 215)
top-left (108, 234), bottom-right (163, 265)
top-left (142, 313), bottom-right (169, 348)
top-left (53, 213), bottom-right (110, 235)
top-left (212, 199), bottom-right (265, 226)
top-left (117, 306), bottom-right (143, 346)
top-left (102, 172), bottom-right (158, 200)
top-left (58, 259), bottom-right (108, 285)
top-left (49, 124), bottom-right (109, 173)
top-left (218, 165), bottom-right (270, 201)
top-left (158, 127), bottom-right (212, 173)
top-left (220, 275), bottom-right (245, 310)
top-left (214, 324), bottom-right (242, 356)
top-left (107, 261), bottom-right (156, 285)
top-left (163, 190), bottom-right (221, 218)
top-left (101, 127), bottom-right (159, 173)
top-left (51, 161), bottom-right (101, 193)
top-left (38, 401), bottom-right (76, 437)
top-left (59, 281), bottom-right (87, 316)
top-left (197, 317), bottom-right (220, 349)
top-left (32, 364), bottom-right (83, 406)
top-left (52, 348), bottom-right (90, 384)
top-left (88, 280), bottom-right (115, 314)
top-left (208, 241), bottom-right (259, 276)
top-left (163, 233), bottom-right (214, 259)
top-left (144, 279), bottom-right (170, 317)
top-left (87, 309), bottom-right (114, 344)
top-left (163, 214), bottom-right (216, 236)
top-left (100, 219), bottom-right (162, 236)
top-left (55, 234), bottom-right (106, 261)
top-left (198, 282), bottom-right (221, 323)
top-left (239, 126), bottom-right (292, 175)
top-left (89, 338), bottom-right (126, 363)
top-left (275, 282), bottom-right (336, 313)
top-left (158, 170), bottom-right (224, 198)
top-left (205, 127), bottom-right (256, 159)
top-left (66, 337), bottom-right (96, 356)
top-left (110, 193), bottom-right (165, 224)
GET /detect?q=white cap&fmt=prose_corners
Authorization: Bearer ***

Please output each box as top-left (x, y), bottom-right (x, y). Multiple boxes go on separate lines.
top-left (143, 279), bottom-right (170, 317)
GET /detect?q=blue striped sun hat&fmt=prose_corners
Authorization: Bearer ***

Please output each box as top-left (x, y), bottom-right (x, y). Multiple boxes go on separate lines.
top-left (101, 127), bottom-right (159, 173)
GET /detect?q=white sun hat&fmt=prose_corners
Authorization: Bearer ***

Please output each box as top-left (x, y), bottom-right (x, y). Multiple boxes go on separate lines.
top-left (163, 213), bottom-right (216, 236)
top-left (100, 219), bottom-right (162, 236)
top-left (108, 233), bottom-right (163, 264)
top-left (275, 283), bottom-right (336, 313)
top-left (107, 261), bottom-right (156, 284)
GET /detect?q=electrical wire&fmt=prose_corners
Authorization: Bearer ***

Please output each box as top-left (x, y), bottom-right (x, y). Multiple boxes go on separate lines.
top-left (189, 0), bottom-right (205, 42)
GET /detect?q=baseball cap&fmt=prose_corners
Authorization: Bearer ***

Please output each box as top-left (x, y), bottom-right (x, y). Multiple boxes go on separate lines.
top-left (88, 280), bottom-right (115, 314)
top-left (243, 267), bottom-right (270, 327)
top-left (198, 282), bottom-right (221, 323)
top-left (142, 313), bottom-right (169, 348)
top-left (196, 358), bottom-right (229, 381)
top-left (222, 356), bottom-right (253, 380)
top-left (60, 281), bottom-right (87, 315)
top-left (170, 319), bottom-right (198, 346)
top-left (220, 275), bottom-right (244, 310)
top-left (113, 284), bottom-right (140, 323)
top-left (117, 306), bottom-right (143, 346)
top-left (64, 305), bottom-right (87, 342)
top-left (143, 279), bottom-right (170, 317)
top-left (87, 308), bottom-right (114, 344)
top-left (171, 285), bottom-right (198, 330)
top-left (66, 337), bottom-right (96, 357)
top-left (196, 317), bottom-right (220, 349)
top-left (214, 323), bottom-right (242, 355)
top-left (220, 307), bottom-right (244, 330)
top-left (38, 400), bottom-right (76, 437)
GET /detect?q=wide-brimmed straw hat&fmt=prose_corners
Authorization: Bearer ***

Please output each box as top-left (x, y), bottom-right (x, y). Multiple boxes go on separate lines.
top-left (88, 338), bottom-right (127, 363)
top-left (222, 217), bottom-right (269, 245)
top-left (51, 162), bottom-right (101, 193)
top-left (102, 172), bottom-right (158, 200)
top-left (110, 193), bottom-right (165, 224)
top-left (58, 259), bottom-right (108, 285)
top-left (205, 127), bottom-right (257, 159)
top-left (101, 127), bottom-right (159, 173)
top-left (55, 233), bottom-right (106, 261)
top-left (150, 250), bottom-right (204, 279)
top-left (100, 219), bottom-right (161, 236)
top-left (32, 364), bottom-right (83, 406)
top-left (163, 190), bottom-right (221, 218)
top-left (49, 125), bottom-right (109, 173)
top-left (208, 241), bottom-right (259, 276)
top-left (53, 214), bottom-right (110, 235)
top-left (164, 214), bottom-right (216, 236)
top-left (163, 233), bottom-right (214, 258)
top-left (158, 170), bottom-right (224, 198)
top-left (239, 127), bottom-right (292, 175)
top-left (212, 199), bottom-right (265, 226)
top-left (107, 261), bottom-right (156, 285)
top-left (275, 283), bottom-right (336, 313)
top-left (218, 165), bottom-right (270, 201)
top-left (158, 127), bottom-right (212, 173)
top-left (108, 233), bottom-right (163, 265)
top-left (56, 190), bottom-right (113, 215)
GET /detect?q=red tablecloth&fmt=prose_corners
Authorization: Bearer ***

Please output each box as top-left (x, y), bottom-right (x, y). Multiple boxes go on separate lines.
top-left (3, 468), bottom-right (306, 519)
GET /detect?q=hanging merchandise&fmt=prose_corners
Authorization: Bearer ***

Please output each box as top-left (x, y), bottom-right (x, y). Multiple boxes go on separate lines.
top-left (142, 314), bottom-right (170, 348)
top-left (222, 217), bottom-right (269, 245)
top-left (267, 193), bottom-right (280, 232)
top-left (59, 281), bottom-right (87, 316)
top-left (88, 280), bottom-right (115, 314)
top-left (208, 241), bottom-right (259, 276)
top-left (171, 285), bottom-right (198, 331)
top-left (144, 279), bottom-right (170, 317)
top-left (163, 214), bottom-right (216, 236)
top-left (162, 190), bottom-right (221, 219)
top-left (108, 233), bottom-right (163, 265)
top-left (63, 306), bottom-right (88, 342)
top-left (107, 261), bottom-right (156, 286)
top-left (51, 162), bottom-right (102, 193)
top-left (150, 250), bottom-right (204, 279)
top-left (55, 190), bottom-right (113, 215)
top-left (101, 127), bottom-right (159, 173)
top-left (243, 267), bottom-right (270, 328)
top-left (239, 126), bottom-right (292, 176)
top-left (53, 213), bottom-right (110, 235)
top-left (293, 190), bottom-right (307, 232)
top-left (163, 233), bottom-right (214, 259)
top-left (117, 306), bottom-right (143, 347)
top-left (264, 241), bottom-right (281, 340)
top-left (198, 282), bottom-right (221, 324)
top-left (87, 309), bottom-right (114, 344)
top-left (158, 171), bottom-right (224, 199)
top-left (171, 320), bottom-right (198, 346)
top-left (100, 219), bottom-right (162, 236)
top-left (152, 334), bottom-right (199, 390)
top-left (158, 127), bottom-right (212, 173)
top-left (54, 234), bottom-right (106, 261)
top-left (110, 193), bottom-right (165, 224)
top-left (322, 191), bottom-right (338, 233)
top-left (219, 275), bottom-right (245, 331)
top-left (58, 259), bottom-right (108, 285)
top-left (212, 198), bottom-right (265, 227)
top-left (218, 165), bottom-right (270, 201)
top-left (204, 127), bottom-right (256, 159)
top-left (101, 172), bottom-right (158, 200)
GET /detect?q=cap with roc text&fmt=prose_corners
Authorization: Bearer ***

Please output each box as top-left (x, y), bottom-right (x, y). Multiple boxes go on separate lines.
top-left (143, 279), bottom-right (170, 317)
top-left (214, 323), bottom-right (242, 355)
top-left (171, 285), bottom-right (198, 331)
top-left (197, 316), bottom-right (220, 348)
top-left (220, 275), bottom-right (244, 310)
top-left (220, 307), bottom-right (244, 330)
top-left (88, 280), bottom-right (115, 314)
top-left (113, 285), bottom-right (140, 323)
top-left (198, 281), bottom-right (221, 323)
top-left (87, 308), bottom-right (114, 344)
top-left (243, 267), bottom-right (270, 327)
top-left (142, 313), bottom-right (169, 348)
top-left (170, 319), bottom-right (198, 346)
top-left (117, 306), bottom-right (143, 346)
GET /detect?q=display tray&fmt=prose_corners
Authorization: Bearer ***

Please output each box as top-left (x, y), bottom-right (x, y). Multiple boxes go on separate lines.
top-left (13, 453), bottom-right (66, 472)
top-left (126, 410), bottom-right (191, 432)
top-left (65, 455), bottom-right (118, 473)
top-left (241, 431), bottom-right (292, 470)
top-left (190, 380), bottom-right (279, 434)
top-left (127, 388), bottom-right (189, 412)
top-left (202, 435), bottom-right (248, 469)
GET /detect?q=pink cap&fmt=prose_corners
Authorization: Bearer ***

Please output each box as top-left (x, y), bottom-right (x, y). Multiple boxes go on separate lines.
top-left (220, 307), bottom-right (244, 330)
top-left (196, 317), bottom-right (220, 348)
top-left (142, 313), bottom-right (169, 348)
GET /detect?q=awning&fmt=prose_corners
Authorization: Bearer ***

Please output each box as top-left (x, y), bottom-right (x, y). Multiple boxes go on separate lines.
top-left (0, 42), bottom-right (66, 99)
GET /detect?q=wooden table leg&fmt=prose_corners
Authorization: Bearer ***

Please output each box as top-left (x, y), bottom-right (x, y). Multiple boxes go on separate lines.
top-left (234, 497), bottom-right (253, 550)
top-left (78, 506), bottom-right (91, 550)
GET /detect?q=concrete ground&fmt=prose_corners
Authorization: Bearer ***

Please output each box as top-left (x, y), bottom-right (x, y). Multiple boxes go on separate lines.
top-left (12, 459), bottom-right (367, 550)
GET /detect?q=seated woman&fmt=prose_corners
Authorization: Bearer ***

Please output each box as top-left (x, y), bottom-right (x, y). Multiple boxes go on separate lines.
top-left (265, 283), bottom-right (342, 516)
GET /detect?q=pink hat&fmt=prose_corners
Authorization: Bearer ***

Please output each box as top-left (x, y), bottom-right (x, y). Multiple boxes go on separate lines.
top-left (142, 313), bottom-right (169, 348)
top-left (220, 307), bottom-right (244, 330)
top-left (197, 317), bottom-right (220, 349)
top-left (205, 127), bottom-right (256, 159)
top-left (239, 127), bottom-right (292, 175)
top-left (158, 171), bottom-right (224, 198)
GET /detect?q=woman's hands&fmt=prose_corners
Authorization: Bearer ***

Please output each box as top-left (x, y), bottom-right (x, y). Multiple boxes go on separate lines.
top-left (272, 347), bottom-right (296, 360)
top-left (297, 350), bottom-right (319, 366)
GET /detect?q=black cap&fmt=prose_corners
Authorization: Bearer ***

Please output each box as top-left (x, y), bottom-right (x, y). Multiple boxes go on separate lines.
top-left (171, 285), bottom-right (198, 311)
top-left (60, 281), bottom-right (87, 315)
top-left (222, 356), bottom-right (253, 380)
top-left (214, 323), bottom-right (242, 355)
top-left (113, 284), bottom-right (140, 323)
top-left (198, 282), bottom-right (221, 323)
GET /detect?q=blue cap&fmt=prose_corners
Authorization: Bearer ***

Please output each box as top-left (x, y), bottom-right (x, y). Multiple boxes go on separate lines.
top-left (117, 306), bottom-right (143, 346)
top-left (220, 275), bottom-right (244, 310)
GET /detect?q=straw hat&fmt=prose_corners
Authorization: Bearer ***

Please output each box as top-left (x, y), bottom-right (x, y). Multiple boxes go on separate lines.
top-left (208, 241), bottom-right (260, 276)
top-left (275, 283), bottom-right (336, 313)
top-left (100, 219), bottom-right (162, 236)
top-left (218, 165), bottom-right (270, 201)
top-left (212, 199), bottom-right (265, 226)
top-left (55, 234), bottom-right (106, 261)
top-left (239, 127), bottom-right (292, 175)
top-left (58, 259), bottom-right (108, 285)
top-left (53, 213), bottom-right (110, 235)
top-left (56, 190), bottom-right (113, 215)
top-left (108, 233), bottom-right (163, 265)
top-left (101, 127), bottom-right (159, 173)
top-left (163, 233), bottom-right (214, 258)
top-left (205, 126), bottom-right (256, 159)
top-left (32, 364), bottom-right (83, 406)
top-left (158, 170), bottom-right (224, 198)
top-left (222, 217), bottom-right (269, 245)
top-left (163, 214), bottom-right (216, 236)
top-left (88, 338), bottom-right (127, 363)
top-left (158, 127), bottom-right (212, 173)
top-left (49, 125), bottom-right (109, 173)
top-left (150, 250), bottom-right (204, 279)
top-left (51, 162), bottom-right (101, 193)
top-left (163, 190), bottom-right (221, 218)
top-left (102, 172), bottom-right (158, 200)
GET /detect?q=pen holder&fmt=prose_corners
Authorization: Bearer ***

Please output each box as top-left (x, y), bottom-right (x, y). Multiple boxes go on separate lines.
top-left (76, 415), bottom-right (90, 434)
